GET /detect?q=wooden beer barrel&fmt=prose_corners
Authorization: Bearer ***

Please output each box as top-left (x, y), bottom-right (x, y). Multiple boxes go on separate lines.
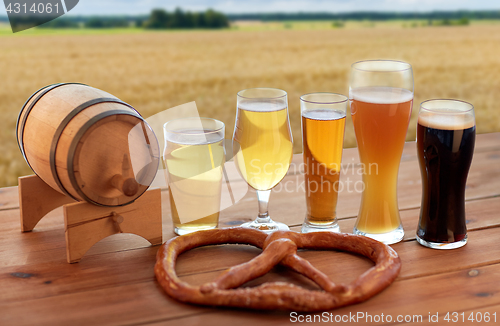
top-left (16, 83), bottom-right (160, 207)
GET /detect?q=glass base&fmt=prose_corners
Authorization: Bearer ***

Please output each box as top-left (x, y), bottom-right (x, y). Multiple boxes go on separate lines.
top-left (416, 234), bottom-right (467, 249)
top-left (353, 224), bottom-right (404, 245)
top-left (174, 225), bottom-right (217, 236)
top-left (240, 219), bottom-right (289, 233)
top-left (301, 220), bottom-right (340, 233)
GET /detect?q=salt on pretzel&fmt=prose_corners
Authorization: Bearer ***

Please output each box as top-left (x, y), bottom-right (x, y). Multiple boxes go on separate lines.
top-left (155, 227), bottom-right (401, 312)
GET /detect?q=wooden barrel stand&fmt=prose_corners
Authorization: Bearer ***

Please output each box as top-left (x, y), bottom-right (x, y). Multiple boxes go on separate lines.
top-left (18, 175), bottom-right (162, 263)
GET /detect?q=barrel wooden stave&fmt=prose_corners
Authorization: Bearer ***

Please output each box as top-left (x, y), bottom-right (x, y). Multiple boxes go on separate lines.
top-left (17, 84), bottom-right (159, 206)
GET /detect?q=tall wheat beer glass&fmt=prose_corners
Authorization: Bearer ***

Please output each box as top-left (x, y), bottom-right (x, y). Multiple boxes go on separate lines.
top-left (164, 118), bottom-right (225, 235)
top-left (350, 60), bottom-right (414, 244)
top-left (233, 88), bottom-right (293, 232)
top-left (300, 93), bottom-right (347, 233)
top-left (416, 100), bottom-right (475, 249)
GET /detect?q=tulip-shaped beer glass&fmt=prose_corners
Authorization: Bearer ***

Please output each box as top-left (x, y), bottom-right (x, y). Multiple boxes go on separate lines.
top-left (233, 88), bottom-right (293, 232)
top-left (350, 60), bottom-right (414, 244)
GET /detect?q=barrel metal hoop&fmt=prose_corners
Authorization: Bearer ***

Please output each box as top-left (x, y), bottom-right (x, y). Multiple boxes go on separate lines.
top-left (50, 98), bottom-right (135, 200)
top-left (16, 82), bottom-right (88, 174)
top-left (67, 110), bottom-right (143, 206)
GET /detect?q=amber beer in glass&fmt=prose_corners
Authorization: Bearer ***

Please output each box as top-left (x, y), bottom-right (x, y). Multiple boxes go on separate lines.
top-left (350, 60), bottom-right (414, 244)
top-left (233, 88), bottom-right (293, 232)
top-left (163, 118), bottom-right (225, 235)
top-left (300, 93), bottom-right (347, 233)
top-left (416, 100), bottom-right (475, 249)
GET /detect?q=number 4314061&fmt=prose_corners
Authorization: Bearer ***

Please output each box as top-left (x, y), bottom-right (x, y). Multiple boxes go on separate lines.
top-left (6, 3), bottom-right (59, 14)
top-left (444, 312), bottom-right (496, 323)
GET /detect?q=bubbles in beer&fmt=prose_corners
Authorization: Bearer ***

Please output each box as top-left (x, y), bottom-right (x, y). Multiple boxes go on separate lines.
top-left (238, 100), bottom-right (287, 112)
top-left (302, 108), bottom-right (346, 121)
top-left (233, 103), bottom-right (293, 191)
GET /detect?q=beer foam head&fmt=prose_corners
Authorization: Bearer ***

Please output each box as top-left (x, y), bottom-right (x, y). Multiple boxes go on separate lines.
top-left (350, 86), bottom-right (414, 104)
top-left (166, 131), bottom-right (223, 145)
top-left (164, 117), bottom-right (224, 145)
top-left (302, 109), bottom-right (346, 120)
top-left (418, 100), bottom-right (475, 130)
top-left (237, 88), bottom-right (287, 112)
top-left (238, 100), bottom-right (287, 112)
top-left (352, 60), bottom-right (411, 73)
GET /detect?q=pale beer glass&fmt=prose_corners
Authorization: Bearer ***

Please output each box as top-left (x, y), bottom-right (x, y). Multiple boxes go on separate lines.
top-left (300, 93), bottom-right (347, 233)
top-left (350, 60), bottom-right (414, 244)
top-left (163, 118), bottom-right (225, 235)
top-left (233, 88), bottom-right (293, 232)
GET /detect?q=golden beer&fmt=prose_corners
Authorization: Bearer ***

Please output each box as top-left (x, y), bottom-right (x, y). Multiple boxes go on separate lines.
top-left (351, 86), bottom-right (413, 234)
top-left (302, 109), bottom-right (346, 226)
top-left (233, 102), bottom-right (293, 191)
top-left (233, 88), bottom-right (292, 232)
top-left (164, 119), bottom-right (225, 235)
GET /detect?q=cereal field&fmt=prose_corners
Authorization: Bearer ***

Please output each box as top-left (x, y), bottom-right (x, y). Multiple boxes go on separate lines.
top-left (1, 22), bottom-right (500, 187)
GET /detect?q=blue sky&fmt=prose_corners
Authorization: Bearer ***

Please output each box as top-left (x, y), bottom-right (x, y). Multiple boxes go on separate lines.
top-left (2, 0), bottom-right (500, 15)
top-left (67, 0), bottom-right (500, 15)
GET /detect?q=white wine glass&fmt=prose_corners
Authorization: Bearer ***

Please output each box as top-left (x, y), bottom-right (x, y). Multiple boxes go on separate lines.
top-left (232, 88), bottom-right (293, 232)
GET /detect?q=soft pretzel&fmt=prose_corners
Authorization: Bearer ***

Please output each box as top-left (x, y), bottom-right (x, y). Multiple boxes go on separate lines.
top-left (155, 227), bottom-right (401, 312)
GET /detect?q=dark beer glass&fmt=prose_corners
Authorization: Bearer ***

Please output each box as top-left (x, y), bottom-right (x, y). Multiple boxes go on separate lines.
top-left (416, 99), bottom-right (476, 249)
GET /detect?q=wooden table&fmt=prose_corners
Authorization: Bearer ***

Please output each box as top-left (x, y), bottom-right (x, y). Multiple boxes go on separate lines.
top-left (1, 133), bottom-right (500, 326)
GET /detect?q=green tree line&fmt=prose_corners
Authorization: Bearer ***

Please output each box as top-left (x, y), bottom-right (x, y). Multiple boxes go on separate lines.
top-left (11, 9), bottom-right (499, 30)
top-left (35, 8), bottom-right (228, 29)
top-left (143, 8), bottom-right (229, 29)
top-left (228, 10), bottom-right (500, 21)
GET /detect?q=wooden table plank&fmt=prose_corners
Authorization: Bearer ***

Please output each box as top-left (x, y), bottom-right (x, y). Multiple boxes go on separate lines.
top-left (2, 190), bottom-right (499, 269)
top-left (149, 262), bottom-right (500, 326)
top-left (3, 251), bottom-right (498, 326)
top-left (0, 187), bottom-right (20, 211)
top-left (1, 208), bottom-right (499, 310)
top-left (1, 178), bottom-right (499, 305)
top-left (0, 280), bottom-right (211, 326)
top-left (1, 133), bottom-right (499, 325)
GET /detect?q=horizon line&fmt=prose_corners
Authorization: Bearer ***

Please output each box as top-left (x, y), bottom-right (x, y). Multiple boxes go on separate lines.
top-left (1, 8), bottom-right (500, 19)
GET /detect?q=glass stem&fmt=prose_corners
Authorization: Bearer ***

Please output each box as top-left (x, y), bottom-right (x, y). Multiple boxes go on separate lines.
top-left (256, 189), bottom-right (271, 223)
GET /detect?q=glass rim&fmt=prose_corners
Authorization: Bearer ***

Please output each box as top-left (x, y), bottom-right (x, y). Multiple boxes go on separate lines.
top-left (420, 99), bottom-right (474, 114)
top-left (163, 117), bottom-right (225, 135)
top-left (351, 59), bottom-right (412, 73)
top-left (300, 92), bottom-right (348, 104)
top-left (237, 87), bottom-right (287, 100)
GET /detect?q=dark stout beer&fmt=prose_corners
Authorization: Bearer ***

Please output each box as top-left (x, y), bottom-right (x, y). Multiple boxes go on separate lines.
top-left (416, 105), bottom-right (475, 248)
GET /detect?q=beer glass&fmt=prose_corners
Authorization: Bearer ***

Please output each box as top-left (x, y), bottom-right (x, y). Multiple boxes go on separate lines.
top-left (163, 118), bottom-right (225, 235)
top-left (300, 93), bottom-right (347, 233)
top-left (350, 60), bottom-right (414, 244)
top-left (233, 88), bottom-right (293, 232)
top-left (416, 100), bottom-right (475, 249)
